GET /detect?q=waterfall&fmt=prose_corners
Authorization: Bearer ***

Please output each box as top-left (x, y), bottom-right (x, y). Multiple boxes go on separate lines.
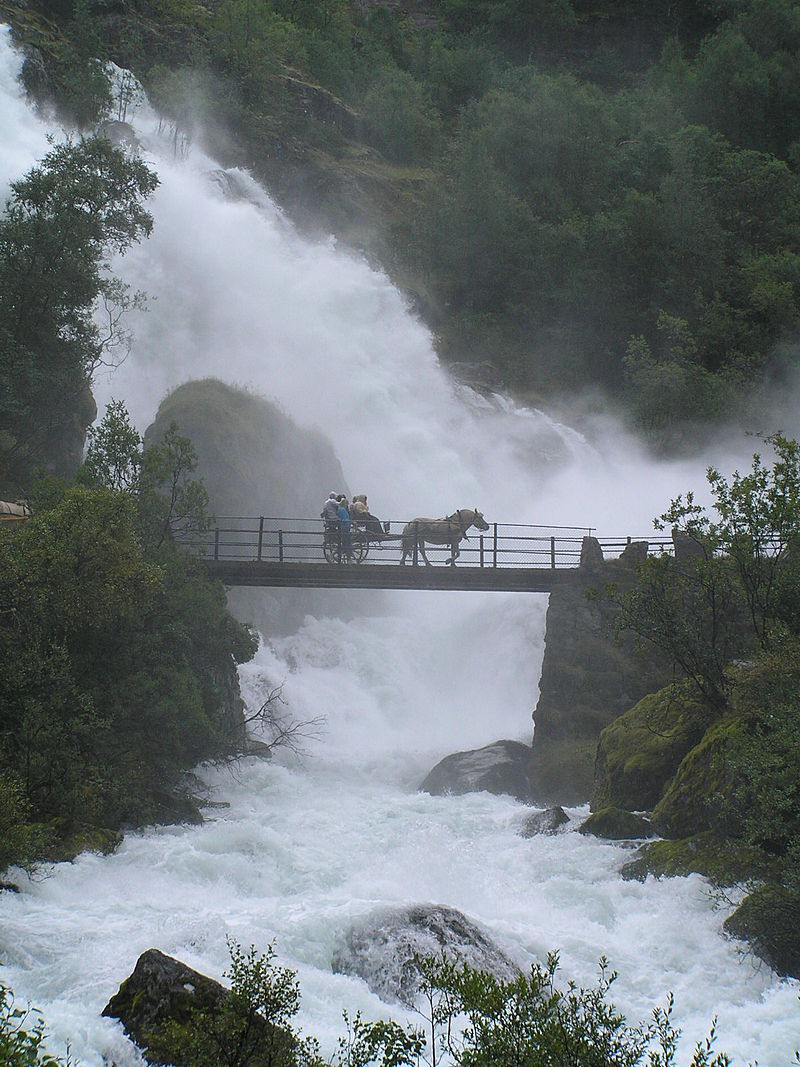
top-left (0, 26), bottom-right (797, 1066)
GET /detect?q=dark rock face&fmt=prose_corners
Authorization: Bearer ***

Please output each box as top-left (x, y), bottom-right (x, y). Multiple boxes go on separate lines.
top-left (420, 740), bottom-right (535, 802)
top-left (103, 949), bottom-right (229, 1057)
top-left (144, 377), bottom-right (381, 634)
top-left (529, 556), bottom-right (673, 806)
top-left (578, 806), bottom-right (655, 840)
top-left (519, 806), bottom-right (570, 837)
top-left (332, 904), bottom-right (520, 1007)
top-left (723, 885), bottom-right (800, 979)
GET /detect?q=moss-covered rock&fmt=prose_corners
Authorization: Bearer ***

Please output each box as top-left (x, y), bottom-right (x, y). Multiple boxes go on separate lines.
top-left (578, 805), bottom-right (655, 840)
top-left (723, 884), bottom-right (800, 979)
top-left (39, 820), bottom-right (123, 864)
top-left (591, 683), bottom-right (710, 813)
top-left (620, 832), bottom-right (776, 886)
top-left (651, 716), bottom-right (749, 839)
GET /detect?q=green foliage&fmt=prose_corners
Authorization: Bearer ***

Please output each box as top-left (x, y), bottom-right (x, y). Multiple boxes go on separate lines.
top-left (615, 435), bottom-right (800, 711)
top-left (414, 953), bottom-right (729, 1067)
top-left (23, 0), bottom-right (800, 439)
top-left (148, 940), bottom-right (318, 1067)
top-left (727, 644), bottom-right (800, 886)
top-left (362, 70), bottom-right (442, 164)
top-left (0, 404), bottom-right (256, 868)
top-left (0, 985), bottom-right (72, 1067)
top-left (0, 138), bottom-right (157, 495)
top-left (0, 774), bottom-right (46, 876)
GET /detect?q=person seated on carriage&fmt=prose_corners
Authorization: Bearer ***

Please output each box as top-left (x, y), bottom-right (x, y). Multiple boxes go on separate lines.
top-left (351, 494), bottom-right (385, 543)
top-left (337, 496), bottom-right (353, 562)
top-left (321, 491), bottom-right (340, 544)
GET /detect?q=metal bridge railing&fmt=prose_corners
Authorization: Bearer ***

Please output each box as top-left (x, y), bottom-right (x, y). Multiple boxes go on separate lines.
top-left (178, 517), bottom-right (674, 569)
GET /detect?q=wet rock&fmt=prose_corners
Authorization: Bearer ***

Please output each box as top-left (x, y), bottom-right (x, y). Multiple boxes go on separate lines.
top-left (619, 540), bottom-right (648, 566)
top-left (96, 118), bottom-right (138, 148)
top-left (579, 536), bottom-right (604, 571)
top-left (621, 832), bottom-right (778, 887)
top-left (723, 885), bottom-right (800, 979)
top-left (591, 682), bottom-right (710, 814)
top-left (447, 360), bottom-right (505, 394)
top-left (578, 805), bottom-right (655, 840)
top-left (332, 904), bottom-right (520, 1007)
top-left (103, 948), bottom-right (293, 1065)
top-left (419, 740), bottom-right (534, 802)
top-left (519, 806), bottom-right (570, 837)
top-left (530, 558), bottom-right (673, 806)
top-left (103, 949), bottom-right (228, 1055)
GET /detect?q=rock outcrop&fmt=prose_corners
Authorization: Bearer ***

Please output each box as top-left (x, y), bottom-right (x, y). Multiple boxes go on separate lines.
top-left (331, 903), bottom-right (520, 1007)
top-left (103, 949), bottom-right (232, 1060)
top-left (103, 948), bottom-right (292, 1064)
top-left (723, 885), bottom-right (800, 979)
top-left (578, 806), bottom-right (654, 840)
top-left (145, 378), bottom-right (381, 634)
top-left (591, 682), bottom-right (711, 813)
top-left (518, 806), bottom-right (570, 837)
top-left (529, 538), bottom-right (673, 804)
top-left (420, 740), bottom-right (535, 803)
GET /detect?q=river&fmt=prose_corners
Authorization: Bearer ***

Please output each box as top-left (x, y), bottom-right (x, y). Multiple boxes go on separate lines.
top-left (0, 26), bottom-right (798, 1065)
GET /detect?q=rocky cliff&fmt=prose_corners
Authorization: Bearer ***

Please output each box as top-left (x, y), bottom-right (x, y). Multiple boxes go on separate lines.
top-left (529, 538), bottom-right (673, 804)
top-left (145, 378), bottom-right (384, 634)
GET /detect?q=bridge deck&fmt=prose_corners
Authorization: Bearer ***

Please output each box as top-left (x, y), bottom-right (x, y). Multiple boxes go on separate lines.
top-left (205, 560), bottom-right (576, 592)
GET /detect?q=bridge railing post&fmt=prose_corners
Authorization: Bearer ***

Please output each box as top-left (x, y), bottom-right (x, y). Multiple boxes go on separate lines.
top-left (413, 522), bottom-right (419, 567)
top-left (480, 534), bottom-right (484, 567)
top-left (493, 524), bottom-right (498, 568)
top-left (550, 536), bottom-right (556, 569)
top-left (257, 516), bottom-right (264, 561)
top-left (214, 527), bottom-right (220, 561)
top-left (278, 529), bottom-right (284, 563)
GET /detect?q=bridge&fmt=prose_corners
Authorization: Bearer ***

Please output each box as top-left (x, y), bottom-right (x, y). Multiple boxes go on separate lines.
top-left (186, 517), bottom-right (669, 592)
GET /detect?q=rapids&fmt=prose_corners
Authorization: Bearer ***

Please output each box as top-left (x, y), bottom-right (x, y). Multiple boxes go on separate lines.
top-left (0, 25), bottom-right (798, 1065)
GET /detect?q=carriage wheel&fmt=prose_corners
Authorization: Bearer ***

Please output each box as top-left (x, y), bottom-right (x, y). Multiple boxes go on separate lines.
top-left (353, 533), bottom-right (368, 564)
top-left (323, 536), bottom-right (340, 564)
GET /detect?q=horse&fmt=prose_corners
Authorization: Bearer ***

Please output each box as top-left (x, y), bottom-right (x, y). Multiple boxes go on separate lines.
top-left (400, 508), bottom-right (490, 566)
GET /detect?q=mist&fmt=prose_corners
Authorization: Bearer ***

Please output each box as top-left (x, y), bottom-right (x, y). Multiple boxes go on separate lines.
top-left (1, 29), bottom-right (798, 1066)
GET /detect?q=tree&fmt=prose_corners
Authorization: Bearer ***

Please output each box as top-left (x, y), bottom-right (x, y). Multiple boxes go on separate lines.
top-left (412, 953), bottom-right (729, 1067)
top-left (0, 138), bottom-right (158, 495)
top-left (614, 434), bottom-right (800, 713)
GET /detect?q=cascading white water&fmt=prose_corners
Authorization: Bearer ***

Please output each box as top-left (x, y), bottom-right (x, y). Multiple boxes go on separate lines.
top-left (1, 26), bottom-right (798, 1065)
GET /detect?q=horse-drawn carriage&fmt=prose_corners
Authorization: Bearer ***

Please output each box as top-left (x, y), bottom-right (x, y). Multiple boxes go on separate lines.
top-left (322, 508), bottom-right (490, 566)
top-left (322, 515), bottom-right (391, 564)
top-left (0, 500), bottom-right (32, 524)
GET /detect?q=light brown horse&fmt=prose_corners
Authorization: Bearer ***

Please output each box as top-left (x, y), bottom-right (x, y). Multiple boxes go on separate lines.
top-left (400, 508), bottom-right (490, 566)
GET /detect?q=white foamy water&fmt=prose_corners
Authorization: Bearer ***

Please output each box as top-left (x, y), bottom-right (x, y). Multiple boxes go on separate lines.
top-left (1, 26), bottom-right (798, 1066)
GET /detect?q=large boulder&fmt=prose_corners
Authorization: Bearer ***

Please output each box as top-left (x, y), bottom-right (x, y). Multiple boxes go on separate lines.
top-left (651, 717), bottom-right (749, 839)
top-left (723, 885), bottom-right (800, 979)
top-left (331, 904), bottom-right (520, 1006)
top-left (103, 949), bottom-right (232, 1061)
top-left (519, 806), bottom-right (570, 838)
top-left (145, 378), bottom-right (381, 634)
top-left (103, 948), bottom-right (290, 1065)
top-left (419, 740), bottom-right (534, 802)
top-left (578, 806), bottom-right (655, 840)
top-left (591, 683), bottom-right (711, 813)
